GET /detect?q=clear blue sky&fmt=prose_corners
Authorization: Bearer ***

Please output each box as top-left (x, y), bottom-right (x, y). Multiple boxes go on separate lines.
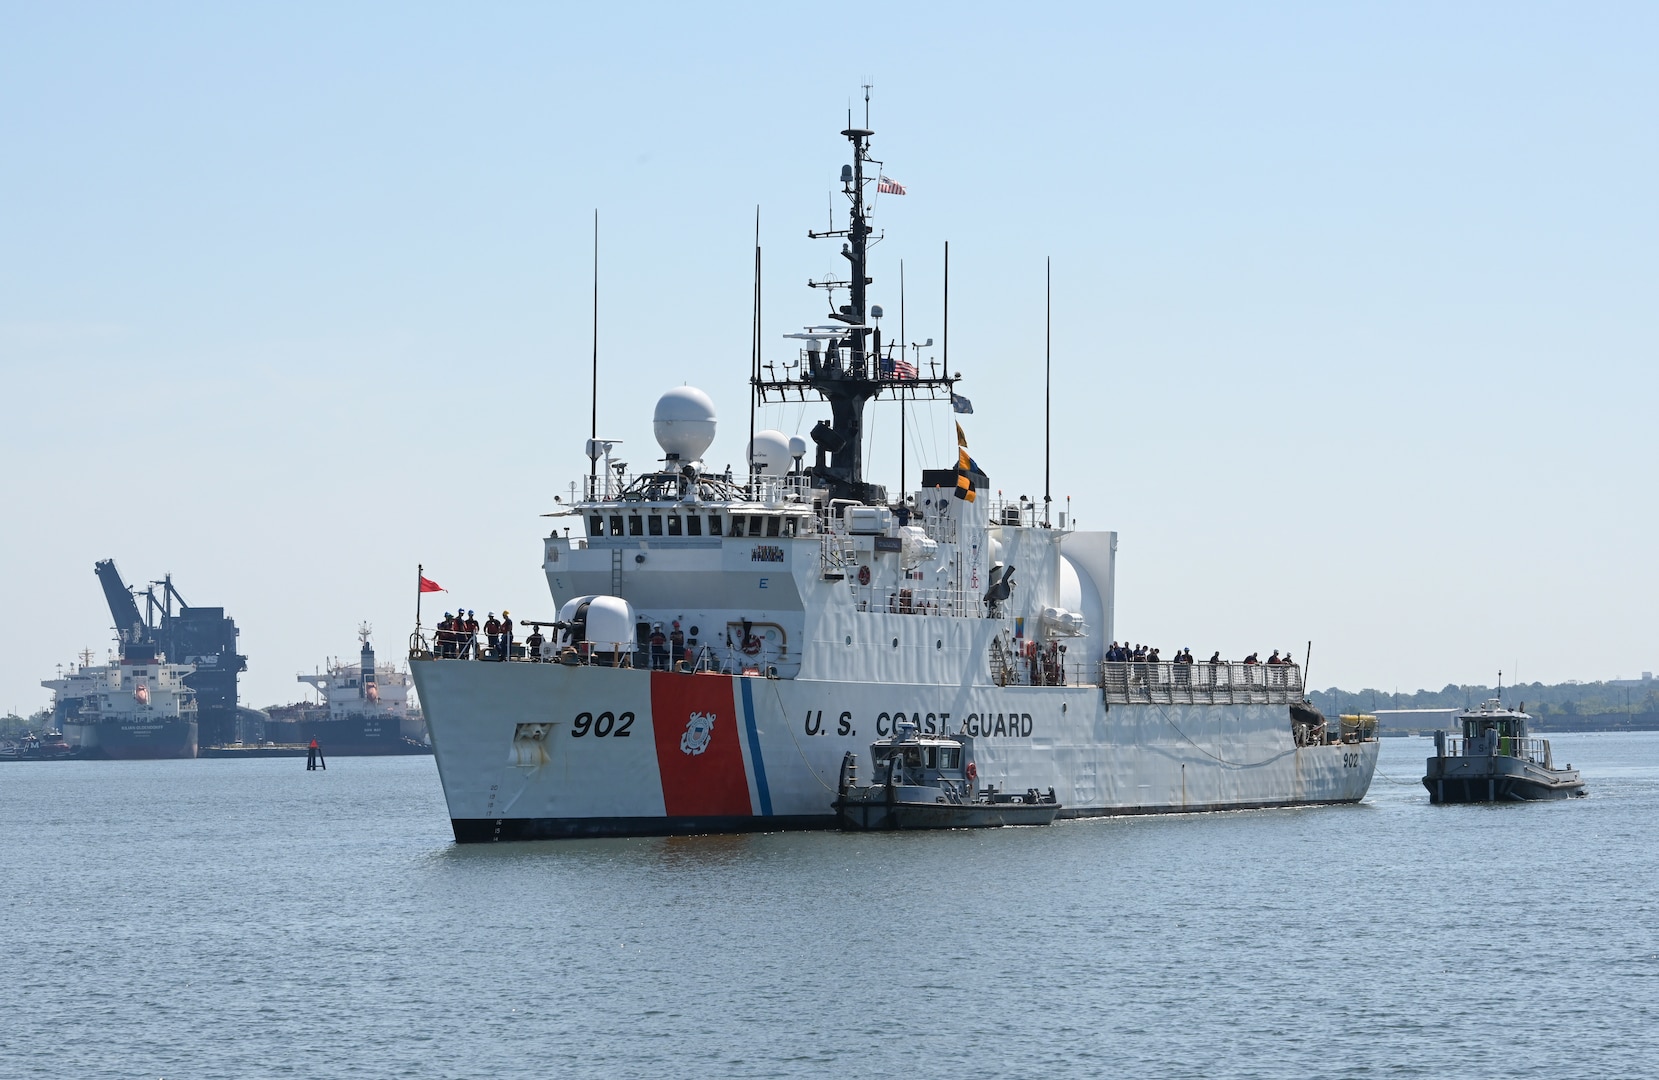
top-left (3, 2), bottom-right (1655, 714)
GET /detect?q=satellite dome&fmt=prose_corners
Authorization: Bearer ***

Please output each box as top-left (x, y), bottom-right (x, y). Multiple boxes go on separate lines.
top-left (747, 429), bottom-right (792, 475)
top-left (653, 387), bottom-right (717, 461)
top-left (787, 435), bottom-right (808, 461)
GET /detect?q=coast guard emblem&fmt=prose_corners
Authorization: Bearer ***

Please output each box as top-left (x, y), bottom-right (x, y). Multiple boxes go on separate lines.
top-left (680, 712), bottom-right (715, 756)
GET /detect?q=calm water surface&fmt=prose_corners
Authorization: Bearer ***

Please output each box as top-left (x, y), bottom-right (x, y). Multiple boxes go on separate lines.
top-left (3, 733), bottom-right (1656, 1078)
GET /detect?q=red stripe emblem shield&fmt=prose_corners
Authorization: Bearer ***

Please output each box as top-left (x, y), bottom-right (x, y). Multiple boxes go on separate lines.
top-left (650, 672), bottom-right (751, 817)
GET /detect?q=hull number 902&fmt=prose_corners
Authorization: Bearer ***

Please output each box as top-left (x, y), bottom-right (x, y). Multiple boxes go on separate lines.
top-left (572, 711), bottom-right (634, 738)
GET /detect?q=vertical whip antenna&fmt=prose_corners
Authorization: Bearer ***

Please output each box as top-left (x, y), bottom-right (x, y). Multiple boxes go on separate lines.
top-left (899, 259), bottom-right (906, 497)
top-left (750, 206), bottom-right (759, 477)
top-left (589, 209), bottom-right (599, 496)
top-left (943, 240), bottom-right (949, 380)
top-left (1044, 255), bottom-right (1052, 526)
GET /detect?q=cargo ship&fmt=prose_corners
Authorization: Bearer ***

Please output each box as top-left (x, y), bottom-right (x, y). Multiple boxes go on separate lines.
top-left (409, 97), bottom-right (1379, 841)
top-left (42, 643), bottom-right (199, 759)
top-left (95, 560), bottom-right (247, 748)
top-left (261, 625), bottom-right (429, 754)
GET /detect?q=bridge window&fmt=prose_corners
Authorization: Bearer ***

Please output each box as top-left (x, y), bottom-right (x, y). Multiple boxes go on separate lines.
top-left (727, 517), bottom-right (744, 537)
top-left (628, 515), bottom-right (643, 536)
top-left (589, 515), bottom-right (604, 536)
top-left (749, 515), bottom-right (765, 535)
top-left (766, 516), bottom-right (781, 537)
top-left (648, 515), bottom-right (663, 537)
top-left (610, 514), bottom-right (625, 536)
top-left (708, 514), bottom-right (723, 535)
top-left (667, 515), bottom-right (683, 536)
top-left (687, 515), bottom-right (703, 536)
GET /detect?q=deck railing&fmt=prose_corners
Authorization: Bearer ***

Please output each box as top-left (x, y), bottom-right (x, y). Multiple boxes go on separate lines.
top-left (410, 636), bottom-right (1316, 704)
top-left (1444, 736), bottom-right (1553, 767)
top-left (1097, 661), bottom-right (1305, 705)
top-left (409, 638), bottom-right (735, 673)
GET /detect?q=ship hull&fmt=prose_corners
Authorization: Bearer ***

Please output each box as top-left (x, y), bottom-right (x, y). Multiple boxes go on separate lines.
top-left (69, 718), bottom-right (198, 760)
top-left (834, 792), bottom-right (1061, 831)
top-left (260, 715), bottom-right (430, 755)
top-left (412, 660), bottom-right (1377, 842)
top-left (1423, 756), bottom-right (1586, 803)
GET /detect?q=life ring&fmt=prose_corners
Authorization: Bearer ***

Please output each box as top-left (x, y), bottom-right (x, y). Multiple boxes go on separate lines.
top-left (857, 565), bottom-right (871, 586)
top-left (742, 635), bottom-right (763, 656)
top-left (965, 761), bottom-right (978, 781)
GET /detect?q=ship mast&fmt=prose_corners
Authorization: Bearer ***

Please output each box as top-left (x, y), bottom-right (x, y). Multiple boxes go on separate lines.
top-left (756, 88), bottom-right (955, 506)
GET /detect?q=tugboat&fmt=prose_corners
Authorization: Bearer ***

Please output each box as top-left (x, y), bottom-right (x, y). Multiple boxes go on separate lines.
top-left (1423, 681), bottom-right (1585, 803)
top-left (834, 721), bottom-right (1060, 830)
top-left (2, 729), bottom-right (77, 762)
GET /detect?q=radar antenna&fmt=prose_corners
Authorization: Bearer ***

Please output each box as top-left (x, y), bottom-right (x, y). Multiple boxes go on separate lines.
top-left (754, 92), bottom-right (956, 505)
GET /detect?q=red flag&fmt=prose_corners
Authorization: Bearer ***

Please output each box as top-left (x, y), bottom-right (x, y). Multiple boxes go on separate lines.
top-left (419, 575), bottom-right (444, 593)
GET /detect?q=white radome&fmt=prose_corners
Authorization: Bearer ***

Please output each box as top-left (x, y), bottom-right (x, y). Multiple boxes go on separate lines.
top-left (653, 387), bottom-right (718, 461)
top-left (747, 429), bottom-right (792, 476)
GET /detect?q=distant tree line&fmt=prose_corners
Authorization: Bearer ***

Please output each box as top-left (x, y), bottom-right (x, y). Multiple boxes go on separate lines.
top-left (1309, 680), bottom-right (1659, 724)
top-left (1, 709), bottom-right (53, 741)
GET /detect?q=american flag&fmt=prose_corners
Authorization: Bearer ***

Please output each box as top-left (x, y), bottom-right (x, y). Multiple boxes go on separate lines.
top-left (877, 175), bottom-right (906, 195)
top-left (892, 357), bottom-right (917, 379)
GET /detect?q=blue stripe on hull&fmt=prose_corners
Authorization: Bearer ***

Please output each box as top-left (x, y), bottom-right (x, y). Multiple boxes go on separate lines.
top-left (738, 678), bottom-right (773, 816)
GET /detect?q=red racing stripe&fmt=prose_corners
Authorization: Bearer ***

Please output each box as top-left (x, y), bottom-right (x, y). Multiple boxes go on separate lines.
top-left (650, 672), bottom-right (752, 817)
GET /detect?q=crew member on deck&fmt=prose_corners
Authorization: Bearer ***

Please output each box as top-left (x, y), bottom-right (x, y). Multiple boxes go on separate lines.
top-left (499, 611), bottom-right (513, 661)
top-left (437, 612), bottom-right (455, 658)
top-left (484, 613), bottom-right (501, 657)
top-left (525, 626), bottom-right (544, 661)
top-left (649, 624), bottom-right (668, 670)
top-left (464, 610), bottom-right (480, 658)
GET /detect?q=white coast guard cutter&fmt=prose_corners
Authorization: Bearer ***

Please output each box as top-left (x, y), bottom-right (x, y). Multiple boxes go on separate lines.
top-left (409, 103), bottom-right (1378, 841)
